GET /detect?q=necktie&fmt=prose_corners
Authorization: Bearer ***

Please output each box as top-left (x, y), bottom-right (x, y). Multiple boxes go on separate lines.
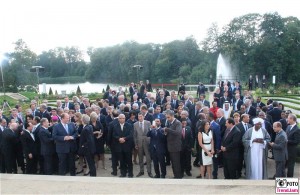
top-left (65, 124), bottom-right (69, 134)
top-left (182, 128), bottom-right (185, 139)
top-left (244, 124), bottom-right (248, 131)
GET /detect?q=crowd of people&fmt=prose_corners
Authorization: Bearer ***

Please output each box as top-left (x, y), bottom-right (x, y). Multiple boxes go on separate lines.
top-left (0, 80), bottom-right (299, 180)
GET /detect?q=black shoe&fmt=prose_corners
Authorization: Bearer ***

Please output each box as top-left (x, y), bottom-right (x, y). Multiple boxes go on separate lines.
top-left (83, 164), bottom-right (87, 168)
top-left (128, 174), bottom-right (134, 178)
top-left (218, 165), bottom-right (223, 168)
top-left (161, 175), bottom-right (165, 178)
top-left (186, 171), bottom-right (192, 176)
top-left (76, 170), bottom-right (83, 174)
top-left (213, 176), bottom-right (217, 179)
top-left (136, 172), bottom-right (144, 177)
top-left (83, 171), bottom-right (90, 176)
top-left (193, 163), bottom-right (200, 167)
top-left (111, 172), bottom-right (117, 176)
top-left (154, 175), bottom-right (160, 178)
top-left (196, 175), bottom-right (202, 178)
top-left (148, 172), bottom-right (153, 178)
top-left (119, 174), bottom-right (126, 178)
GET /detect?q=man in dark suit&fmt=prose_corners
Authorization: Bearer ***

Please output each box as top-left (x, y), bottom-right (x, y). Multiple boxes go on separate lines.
top-left (254, 97), bottom-right (266, 109)
top-left (146, 80), bottom-right (152, 92)
top-left (196, 83), bottom-right (206, 98)
top-left (113, 114), bottom-right (134, 177)
top-left (178, 84), bottom-right (185, 95)
top-left (221, 118), bottom-right (241, 179)
top-left (1, 122), bottom-right (19, 173)
top-left (248, 75), bottom-right (253, 90)
top-left (141, 105), bottom-right (153, 123)
top-left (286, 114), bottom-right (300, 177)
top-left (63, 97), bottom-right (74, 110)
top-left (244, 99), bottom-right (256, 120)
top-left (269, 122), bottom-right (288, 178)
top-left (107, 110), bottom-right (120, 176)
top-left (40, 104), bottom-right (51, 122)
top-left (268, 101), bottom-right (282, 123)
top-left (30, 102), bottom-right (42, 118)
top-left (53, 113), bottom-right (78, 176)
top-left (39, 118), bottom-right (56, 175)
top-left (207, 112), bottom-right (221, 179)
top-left (156, 91), bottom-right (167, 107)
top-left (232, 93), bottom-right (243, 112)
top-left (216, 108), bottom-right (227, 138)
top-left (180, 118), bottom-right (193, 177)
top-left (220, 91), bottom-right (231, 108)
top-left (0, 118), bottom-right (6, 173)
top-left (129, 83), bottom-right (135, 99)
top-left (199, 94), bottom-right (210, 108)
top-left (164, 110), bottom-right (182, 179)
top-left (235, 114), bottom-right (252, 178)
top-left (147, 118), bottom-right (167, 178)
top-left (21, 122), bottom-right (38, 174)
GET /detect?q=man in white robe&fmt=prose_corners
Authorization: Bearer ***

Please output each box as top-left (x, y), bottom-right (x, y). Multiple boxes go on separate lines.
top-left (242, 118), bottom-right (271, 179)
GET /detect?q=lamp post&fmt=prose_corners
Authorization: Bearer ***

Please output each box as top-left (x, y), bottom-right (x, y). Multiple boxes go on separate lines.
top-left (30, 66), bottom-right (45, 94)
top-left (132, 64), bottom-right (143, 83)
top-left (0, 54), bottom-right (7, 97)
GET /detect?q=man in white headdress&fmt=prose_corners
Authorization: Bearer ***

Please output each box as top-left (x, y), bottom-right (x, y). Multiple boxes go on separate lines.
top-left (223, 101), bottom-right (231, 119)
top-left (242, 117), bottom-right (271, 179)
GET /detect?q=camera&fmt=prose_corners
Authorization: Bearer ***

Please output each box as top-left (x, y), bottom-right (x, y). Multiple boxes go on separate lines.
top-left (277, 179), bottom-right (288, 188)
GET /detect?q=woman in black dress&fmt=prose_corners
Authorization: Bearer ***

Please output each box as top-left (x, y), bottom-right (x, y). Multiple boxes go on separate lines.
top-left (90, 112), bottom-right (105, 170)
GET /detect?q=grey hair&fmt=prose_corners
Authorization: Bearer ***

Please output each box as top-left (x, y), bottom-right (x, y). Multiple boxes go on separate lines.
top-left (82, 114), bottom-right (90, 125)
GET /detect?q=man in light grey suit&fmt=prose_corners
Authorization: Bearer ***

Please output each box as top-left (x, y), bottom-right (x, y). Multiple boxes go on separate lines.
top-left (164, 110), bottom-right (182, 179)
top-left (269, 122), bottom-right (288, 178)
top-left (134, 112), bottom-right (153, 178)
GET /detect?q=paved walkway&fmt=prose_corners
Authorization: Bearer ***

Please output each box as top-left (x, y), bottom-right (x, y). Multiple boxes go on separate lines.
top-left (0, 153), bottom-right (299, 194)
top-left (0, 174), bottom-right (276, 194)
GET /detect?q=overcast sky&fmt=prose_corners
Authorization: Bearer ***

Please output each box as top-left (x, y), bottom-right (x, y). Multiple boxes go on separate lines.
top-left (1, 0), bottom-right (299, 57)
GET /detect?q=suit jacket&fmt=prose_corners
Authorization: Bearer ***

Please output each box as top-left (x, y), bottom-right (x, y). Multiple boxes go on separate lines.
top-left (216, 117), bottom-right (226, 138)
top-left (246, 106), bottom-right (256, 118)
top-left (1, 128), bottom-right (18, 156)
top-left (20, 130), bottom-right (38, 156)
top-left (279, 119), bottom-right (288, 131)
top-left (79, 125), bottom-right (96, 155)
top-left (233, 99), bottom-right (243, 111)
top-left (53, 122), bottom-right (78, 153)
top-left (254, 101), bottom-right (266, 109)
top-left (32, 110), bottom-right (42, 118)
top-left (268, 107), bottom-right (282, 122)
top-left (113, 122), bottom-right (134, 152)
top-left (236, 122), bottom-right (252, 138)
top-left (134, 120), bottom-right (151, 147)
top-left (201, 100), bottom-right (210, 108)
top-left (156, 97), bottom-right (167, 106)
top-left (147, 127), bottom-right (167, 154)
top-left (272, 130), bottom-right (288, 161)
top-left (286, 124), bottom-right (300, 159)
top-left (221, 126), bottom-right (241, 159)
top-left (181, 126), bottom-right (193, 151)
top-left (107, 118), bottom-right (119, 150)
top-left (63, 102), bottom-right (74, 110)
top-left (41, 111), bottom-right (51, 122)
top-left (165, 119), bottom-right (182, 152)
top-left (39, 127), bottom-right (55, 155)
top-left (220, 96), bottom-right (231, 107)
top-left (144, 113), bottom-right (153, 123)
top-left (210, 121), bottom-right (221, 151)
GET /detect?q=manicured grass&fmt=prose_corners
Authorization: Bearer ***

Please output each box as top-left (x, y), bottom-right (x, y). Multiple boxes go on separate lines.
top-left (19, 92), bottom-right (39, 100)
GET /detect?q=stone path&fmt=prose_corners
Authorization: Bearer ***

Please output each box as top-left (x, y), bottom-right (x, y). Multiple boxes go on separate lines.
top-left (0, 93), bottom-right (28, 101)
top-left (0, 153), bottom-right (299, 194)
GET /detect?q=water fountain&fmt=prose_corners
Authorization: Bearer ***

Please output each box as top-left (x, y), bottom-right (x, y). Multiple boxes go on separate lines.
top-left (216, 53), bottom-right (236, 84)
